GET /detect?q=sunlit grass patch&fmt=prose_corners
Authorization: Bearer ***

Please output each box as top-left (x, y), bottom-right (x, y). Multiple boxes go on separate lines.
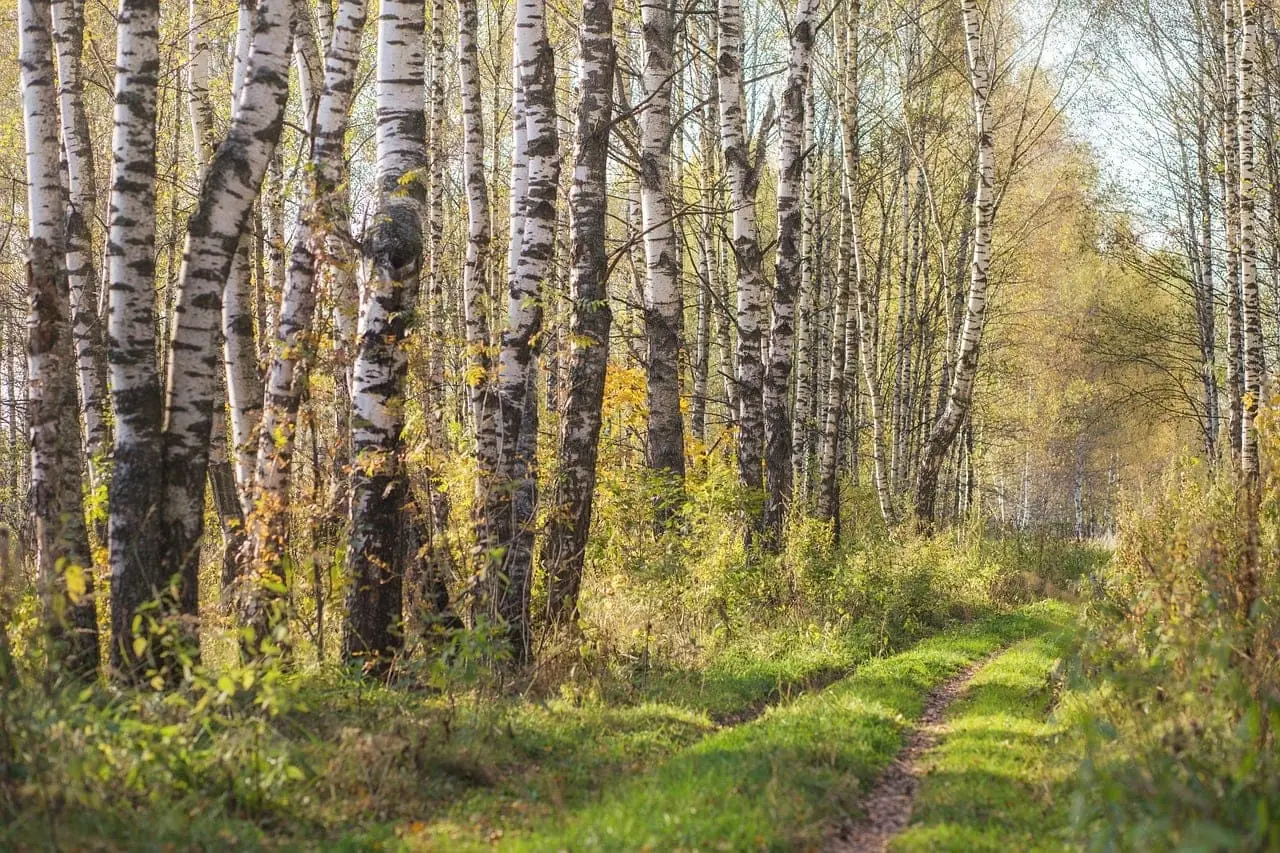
top-left (891, 627), bottom-right (1082, 852)
top-left (494, 601), bottom-right (1073, 852)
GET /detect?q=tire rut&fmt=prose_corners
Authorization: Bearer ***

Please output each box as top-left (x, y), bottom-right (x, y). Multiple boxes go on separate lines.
top-left (824, 651), bottom-right (1000, 853)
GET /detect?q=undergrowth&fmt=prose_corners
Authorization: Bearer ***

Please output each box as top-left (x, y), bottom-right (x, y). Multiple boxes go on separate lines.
top-left (0, 471), bottom-right (1104, 850)
top-left (1066, 408), bottom-right (1280, 851)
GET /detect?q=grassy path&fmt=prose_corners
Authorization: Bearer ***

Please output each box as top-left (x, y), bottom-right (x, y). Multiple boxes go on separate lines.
top-left (889, 623), bottom-right (1081, 851)
top-left (484, 601), bottom-right (1074, 852)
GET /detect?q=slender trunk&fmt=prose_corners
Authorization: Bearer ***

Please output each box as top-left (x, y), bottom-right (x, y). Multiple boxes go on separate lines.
top-left (543, 0), bottom-right (614, 623)
top-left (816, 251), bottom-right (848, 527)
top-left (1239, 0), bottom-right (1263, 481)
top-left (718, 0), bottom-right (771, 509)
top-left (487, 0), bottom-right (559, 660)
top-left (763, 0), bottom-right (819, 544)
top-left (1224, 0), bottom-right (1244, 463)
top-left (792, 90), bottom-right (816, 496)
top-left (458, 0), bottom-right (500, 633)
top-left (640, 0), bottom-right (686, 498)
top-left (913, 0), bottom-right (993, 526)
top-left (22, 0), bottom-right (99, 676)
top-left (248, 0), bottom-right (367, 651)
top-left (224, 0), bottom-right (266, 516)
top-left (51, 0), bottom-right (109, 510)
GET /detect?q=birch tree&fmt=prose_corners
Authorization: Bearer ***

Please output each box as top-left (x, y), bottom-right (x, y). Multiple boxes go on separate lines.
top-left (763, 0), bottom-right (820, 542)
top-left (248, 0), bottom-right (368, 651)
top-left (913, 0), bottom-right (994, 525)
top-left (21, 0), bottom-right (98, 675)
top-left (151, 0), bottom-right (294, 655)
top-left (718, 0), bottom-right (772, 503)
top-left (50, 0), bottom-right (108, 500)
top-left (457, 0), bottom-right (500, 631)
top-left (483, 0), bottom-right (559, 659)
top-left (640, 0), bottom-right (686, 498)
top-left (543, 0), bottom-right (615, 624)
top-left (225, 0), bottom-right (266, 514)
top-left (1238, 0), bottom-right (1262, 480)
top-left (1223, 0), bottom-right (1244, 463)
top-left (106, 0), bottom-right (164, 677)
top-left (343, 0), bottom-right (425, 671)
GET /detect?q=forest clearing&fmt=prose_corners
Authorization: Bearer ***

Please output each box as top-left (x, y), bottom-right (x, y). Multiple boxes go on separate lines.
top-left (2, 0), bottom-right (1279, 846)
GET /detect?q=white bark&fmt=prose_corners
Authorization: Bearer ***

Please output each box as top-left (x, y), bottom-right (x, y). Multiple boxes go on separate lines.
top-left (1238, 0), bottom-right (1263, 480)
top-left (51, 0), bottom-right (108, 490)
top-left (106, 0), bottom-right (165, 676)
top-left (913, 0), bottom-right (994, 525)
top-left (718, 0), bottom-right (771, 497)
top-left (344, 0), bottom-right (425, 668)
top-left (22, 0), bottom-right (98, 674)
top-left (159, 0), bottom-right (294, 611)
top-left (640, 0), bottom-right (686, 487)
top-left (763, 0), bottom-right (820, 541)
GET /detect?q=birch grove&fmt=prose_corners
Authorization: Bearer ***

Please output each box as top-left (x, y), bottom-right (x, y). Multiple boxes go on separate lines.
top-left (5, 0), bottom-right (1253, 687)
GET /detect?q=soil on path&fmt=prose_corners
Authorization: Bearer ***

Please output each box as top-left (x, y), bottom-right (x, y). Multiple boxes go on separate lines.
top-left (824, 654), bottom-right (995, 852)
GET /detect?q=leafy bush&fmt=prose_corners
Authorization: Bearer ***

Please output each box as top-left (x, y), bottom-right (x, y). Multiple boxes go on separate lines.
top-left (1070, 422), bottom-right (1280, 849)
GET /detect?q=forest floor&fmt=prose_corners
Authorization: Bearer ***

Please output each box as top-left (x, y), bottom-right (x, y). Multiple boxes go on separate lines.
top-left (4, 600), bottom-right (1089, 851)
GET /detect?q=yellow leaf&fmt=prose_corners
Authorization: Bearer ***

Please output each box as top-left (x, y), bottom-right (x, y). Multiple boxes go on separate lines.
top-left (64, 563), bottom-right (86, 604)
top-left (132, 636), bottom-right (147, 658)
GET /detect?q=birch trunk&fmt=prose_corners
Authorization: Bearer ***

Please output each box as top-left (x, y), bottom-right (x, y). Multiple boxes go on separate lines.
top-left (107, 0), bottom-right (165, 678)
top-left (487, 0), bottom-right (559, 658)
top-left (718, 0), bottom-right (771, 503)
top-left (225, 0), bottom-right (266, 515)
top-left (458, 0), bottom-right (501, 631)
top-left (544, 0), bottom-right (614, 624)
top-left (763, 0), bottom-right (819, 543)
top-left (248, 0), bottom-right (367, 651)
top-left (343, 0), bottom-right (425, 672)
top-left (158, 0), bottom-right (294, 637)
top-left (913, 0), bottom-right (993, 526)
top-left (22, 0), bottom-right (99, 676)
top-left (50, 0), bottom-right (109, 502)
top-left (792, 92), bottom-right (816, 495)
top-left (1238, 0), bottom-right (1263, 481)
top-left (1223, 0), bottom-right (1244, 463)
top-left (640, 0), bottom-right (686, 495)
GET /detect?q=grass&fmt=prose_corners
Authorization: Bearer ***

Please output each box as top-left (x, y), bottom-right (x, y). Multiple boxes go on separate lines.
top-left (484, 600), bottom-right (1076, 852)
top-left (0, 616), bottom-right (913, 851)
top-left (890, 621), bottom-right (1083, 852)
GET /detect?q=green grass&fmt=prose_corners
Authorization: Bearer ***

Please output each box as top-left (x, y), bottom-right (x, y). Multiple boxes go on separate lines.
top-left (0, 617), bottom-right (901, 851)
top-left (488, 601), bottom-right (1075, 852)
top-left (890, 623), bottom-right (1082, 852)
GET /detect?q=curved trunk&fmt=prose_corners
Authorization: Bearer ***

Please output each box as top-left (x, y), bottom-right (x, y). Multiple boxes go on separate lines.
top-left (913, 0), bottom-right (993, 527)
top-left (158, 0), bottom-right (294, 646)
